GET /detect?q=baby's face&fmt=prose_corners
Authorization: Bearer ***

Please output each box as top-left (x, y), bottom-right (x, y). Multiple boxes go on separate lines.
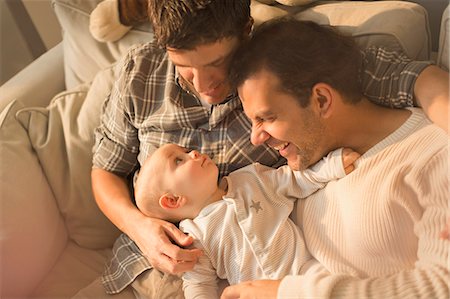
top-left (152, 144), bottom-right (219, 204)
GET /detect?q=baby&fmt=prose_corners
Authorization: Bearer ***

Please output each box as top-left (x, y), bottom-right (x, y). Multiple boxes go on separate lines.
top-left (134, 144), bottom-right (359, 299)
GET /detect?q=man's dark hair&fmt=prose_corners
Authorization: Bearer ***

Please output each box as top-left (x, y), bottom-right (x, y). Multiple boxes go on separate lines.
top-left (148, 0), bottom-right (251, 49)
top-left (229, 18), bottom-right (363, 107)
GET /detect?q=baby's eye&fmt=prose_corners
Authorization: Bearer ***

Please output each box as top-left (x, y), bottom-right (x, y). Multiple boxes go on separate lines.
top-left (175, 157), bottom-right (183, 165)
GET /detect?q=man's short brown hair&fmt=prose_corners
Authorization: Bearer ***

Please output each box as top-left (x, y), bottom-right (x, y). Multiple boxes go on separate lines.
top-left (230, 18), bottom-right (363, 107)
top-left (148, 0), bottom-right (251, 49)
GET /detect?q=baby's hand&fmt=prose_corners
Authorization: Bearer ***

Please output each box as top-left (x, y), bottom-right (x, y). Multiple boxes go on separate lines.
top-left (342, 148), bottom-right (360, 174)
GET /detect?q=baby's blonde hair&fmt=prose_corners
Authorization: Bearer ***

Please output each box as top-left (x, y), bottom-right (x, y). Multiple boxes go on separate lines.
top-left (134, 157), bottom-right (166, 219)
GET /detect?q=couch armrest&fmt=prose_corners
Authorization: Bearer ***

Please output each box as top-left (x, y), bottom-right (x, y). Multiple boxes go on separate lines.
top-left (0, 43), bottom-right (65, 113)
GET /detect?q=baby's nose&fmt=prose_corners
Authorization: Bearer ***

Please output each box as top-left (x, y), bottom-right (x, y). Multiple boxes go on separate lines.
top-left (189, 150), bottom-right (200, 159)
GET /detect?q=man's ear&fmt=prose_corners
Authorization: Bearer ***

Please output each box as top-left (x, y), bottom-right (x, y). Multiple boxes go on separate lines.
top-left (159, 194), bottom-right (187, 210)
top-left (311, 83), bottom-right (333, 119)
top-left (244, 17), bottom-right (254, 36)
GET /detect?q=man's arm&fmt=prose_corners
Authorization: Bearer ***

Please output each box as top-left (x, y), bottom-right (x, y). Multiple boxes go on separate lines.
top-left (413, 65), bottom-right (449, 132)
top-left (361, 47), bottom-right (449, 132)
top-left (92, 47), bottom-right (202, 275)
top-left (91, 168), bottom-right (202, 274)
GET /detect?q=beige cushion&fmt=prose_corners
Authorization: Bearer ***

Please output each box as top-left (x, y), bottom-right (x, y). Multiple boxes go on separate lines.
top-left (437, 4), bottom-right (449, 70)
top-left (16, 66), bottom-right (121, 250)
top-left (251, 0), bottom-right (289, 27)
top-left (0, 101), bottom-right (68, 298)
top-left (32, 241), bottom-right (112, 298)
top-left (52, 0), bottom-right (153, 89)
top-left (295, 1), bottom-right (431, 60)
top-left (252, 1), bottom-right (431, 60)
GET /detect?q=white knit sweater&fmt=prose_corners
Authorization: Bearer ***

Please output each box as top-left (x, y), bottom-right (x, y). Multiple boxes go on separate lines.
top-left (279, 108), bottom-right (449, 298)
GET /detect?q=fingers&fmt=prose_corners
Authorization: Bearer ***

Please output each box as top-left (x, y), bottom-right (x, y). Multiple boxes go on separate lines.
top-left (161, 241), bottom-right (203, 262)
top-left (145, 222), bottom-right (202, 274)
top-left (135, 218), bottom-right (203, 275)
top-left (342, 148), bottom-right (360, 174)
top-left (344, 164), bottom-right (355, 175)
top-left (164, 222), bottom-right (194, 247)
top-left (152, 252), bottom-right (198, 274)
top-left (162, 224), bottom-right (203, 260)
top-left (148, 241), bottom-right (201, 274)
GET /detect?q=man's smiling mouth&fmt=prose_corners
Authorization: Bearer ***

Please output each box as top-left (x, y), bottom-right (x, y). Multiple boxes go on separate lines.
top-left (272, 142), bottom-right (289, 151)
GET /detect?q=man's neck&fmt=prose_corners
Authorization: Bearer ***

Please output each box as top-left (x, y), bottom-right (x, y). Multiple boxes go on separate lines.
top-left (331, 99), bottom-right (412, 155)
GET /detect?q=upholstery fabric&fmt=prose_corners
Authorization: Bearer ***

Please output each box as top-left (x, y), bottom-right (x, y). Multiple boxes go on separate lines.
top-left (251, 0), bottom-right (431, 60)
top-left (15, 67), bottom-right (121, 250)
top-left (32, 241), bottom-right (112, 298)
top-left (0, 101), bottom-right (68, 298)
top-left (52, 0), bottom-right (153, 89)
top-left (437, 4), bottom-right (449, 70)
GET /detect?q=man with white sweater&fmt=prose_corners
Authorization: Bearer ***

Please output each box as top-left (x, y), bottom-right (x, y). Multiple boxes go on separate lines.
top-left (223, 18), bottom-right (449, 299)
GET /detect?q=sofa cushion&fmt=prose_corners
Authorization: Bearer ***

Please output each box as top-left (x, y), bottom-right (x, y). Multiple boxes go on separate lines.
top-left (32, 241), bottom-right (112, 298)
top-left (0, 101), bottom-right (68, 298)
top-left (52, 0), bottom-right (154, 89)
top-left (16, 65), bottom-right (121, 250)
top-left (437, 4), bottom-right (449, 70)
top-left (251, 0), bottom-right (431, 60)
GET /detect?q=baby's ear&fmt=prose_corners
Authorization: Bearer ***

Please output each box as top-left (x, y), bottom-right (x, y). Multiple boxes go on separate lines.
top-left (159, 194), bottom-right (187, 210)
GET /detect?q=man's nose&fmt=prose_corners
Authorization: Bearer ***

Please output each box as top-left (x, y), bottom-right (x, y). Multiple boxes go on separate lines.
top-left (192, 69), bottom-right (212, 93)
top-left (250, 125), bottom-right (269, 146)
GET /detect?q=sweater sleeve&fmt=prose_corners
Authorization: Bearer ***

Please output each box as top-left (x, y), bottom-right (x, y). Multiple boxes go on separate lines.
top-left (278, 147), bottom-right (449, 299)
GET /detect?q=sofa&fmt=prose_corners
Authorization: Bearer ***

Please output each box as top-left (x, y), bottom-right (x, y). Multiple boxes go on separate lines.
top-left (0, 0), bottom-right (448, 298)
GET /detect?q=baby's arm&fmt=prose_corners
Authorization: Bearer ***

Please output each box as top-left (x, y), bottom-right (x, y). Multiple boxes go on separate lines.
top-left (180, 222), bottom-right (220, 299)
top-left (290, 148), bottom-right (360, 198)
top-left (183, 255), bottom-right (220, 299)
top-left (304, 147), bottom-right (359, 182)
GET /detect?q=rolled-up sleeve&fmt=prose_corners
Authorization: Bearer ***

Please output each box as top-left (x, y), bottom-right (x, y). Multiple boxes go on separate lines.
top-left (92, 53), bottom-right (140, 178)
top-left (361, 47), bottom-right (432, 108)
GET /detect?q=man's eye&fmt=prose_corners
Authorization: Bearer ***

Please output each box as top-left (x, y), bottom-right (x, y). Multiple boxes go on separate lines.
top-left (259, 116), bottom-right (275, 123)
top-left (175, 158), bottom-right (183, 165)
top-left (211, 61), bottom-right (224, 68)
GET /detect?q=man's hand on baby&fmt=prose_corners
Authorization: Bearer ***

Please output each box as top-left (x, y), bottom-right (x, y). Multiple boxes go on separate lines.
top-left (132, 217), bottom-right (203, 274)
top-left (342, 148), bottom-right (361, 174)
top-left (221, 279), bottom-right (280, 299)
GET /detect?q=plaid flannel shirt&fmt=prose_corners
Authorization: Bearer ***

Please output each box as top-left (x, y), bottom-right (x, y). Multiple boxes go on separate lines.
top-left (92, 42), bottom-right (431, 293)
